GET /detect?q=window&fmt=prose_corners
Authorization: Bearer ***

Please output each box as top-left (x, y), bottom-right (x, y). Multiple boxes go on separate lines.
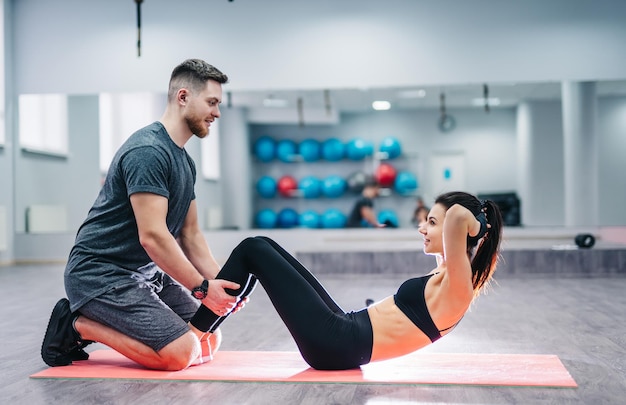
top-left (201, 119), bottom-right (221, 180)
top-left (18, 94), bottom-right (68, 156)
top-left (99, 92), bottom-right (164, 172)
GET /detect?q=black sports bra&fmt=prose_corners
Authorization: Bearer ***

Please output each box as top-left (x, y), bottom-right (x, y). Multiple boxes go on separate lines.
top-left (393, 274), bottom-right (458, 343)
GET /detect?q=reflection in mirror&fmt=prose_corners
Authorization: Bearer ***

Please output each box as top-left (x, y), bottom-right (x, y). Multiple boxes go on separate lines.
top-left (11, 79), bottom-right (626, 236)
top-left (228, 80), bottom-right (626, 121)
top-left (18, 94), bottom-right (69, 156)
top-left (99, 92), bottom-right (165, 173)
top-left (98, 92), bottom-right (221, 180)
top-left (201, 119), bottom-right (221, 180)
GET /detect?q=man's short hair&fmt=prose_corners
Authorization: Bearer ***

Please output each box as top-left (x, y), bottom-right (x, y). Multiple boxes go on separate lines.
top-left (364, 176), bottom-right (380, 188)
top-left (168, 59), bottom-right (228, 101)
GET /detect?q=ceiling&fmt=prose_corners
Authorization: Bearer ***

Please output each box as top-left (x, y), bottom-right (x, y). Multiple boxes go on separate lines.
top-left (228, 80), bottom-right (626, 114)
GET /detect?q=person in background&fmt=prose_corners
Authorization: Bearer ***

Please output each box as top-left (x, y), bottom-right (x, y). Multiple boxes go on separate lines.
top-left (200, 191), bottom-right (503, 370)
top-left (347, 178), bottom-right (386, 228)
top-left (41, 59), bottom-right (248, 371)
top-left (411, 197), bottom-right (430, 227)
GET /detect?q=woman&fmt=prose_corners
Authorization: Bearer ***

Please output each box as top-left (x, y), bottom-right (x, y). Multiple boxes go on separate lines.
top-left (411, 197), bottom-right (430, 227)
top-left (190, 191), bottom-right (503, 370)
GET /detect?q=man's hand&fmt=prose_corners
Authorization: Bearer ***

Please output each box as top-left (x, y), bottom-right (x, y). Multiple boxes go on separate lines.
top-left (201, 279), bottom-right (240, 315)
top-left (231, 296), bottom-right (250, 314)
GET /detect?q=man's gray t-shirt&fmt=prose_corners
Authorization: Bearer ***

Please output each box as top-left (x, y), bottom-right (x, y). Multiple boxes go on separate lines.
top-left (65, 121), bottom-right (196, 312)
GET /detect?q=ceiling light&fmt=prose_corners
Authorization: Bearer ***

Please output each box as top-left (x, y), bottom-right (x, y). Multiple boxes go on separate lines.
top-left (398, 89), bottom-right (426, 98)
top-left (471, 97), bottom-right (501, 107)
top-left (372, 100), bottom-right (391, 110)
top-left (263, 98), bottom-right (289, 108)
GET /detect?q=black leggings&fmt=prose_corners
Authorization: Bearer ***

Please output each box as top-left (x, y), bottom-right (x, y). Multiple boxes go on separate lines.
top-left (207, 236), bottom-right (373, 370)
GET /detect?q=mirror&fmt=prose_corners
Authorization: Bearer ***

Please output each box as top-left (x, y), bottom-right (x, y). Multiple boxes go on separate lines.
top-left (12, 79), bottom-right (626, 234)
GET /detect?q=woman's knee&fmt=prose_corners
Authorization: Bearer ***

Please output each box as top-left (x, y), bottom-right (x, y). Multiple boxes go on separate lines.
top-left (235, 236), bottom-right (268, 255)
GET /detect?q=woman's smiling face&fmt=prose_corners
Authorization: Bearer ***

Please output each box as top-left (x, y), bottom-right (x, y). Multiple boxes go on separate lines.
top-left (419, 203), bottom-right (447, 255)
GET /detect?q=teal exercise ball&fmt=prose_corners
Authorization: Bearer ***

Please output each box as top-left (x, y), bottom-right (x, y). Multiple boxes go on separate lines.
top-left (321, 209), bottom-right (347, 228)
top-left (298, 176), bottom-right (322, 199)
top-left (378, 209), bottom-right (399, 228)
top-left (256, 176), bottom-right (277, 198)
top-left (321, 138), bottom-right (345, 161)
top-left (322, 175), bottom-right (347, 198)
top-left (379, 136), bottom-right (402, 159)
top-left (298, 139), bottom-right (321, 162)
top-left (345, 138), bottom-right (374, 160)
top-left (253, 136), bottom-right (275, 162)
top-left (277, 208), bottom-right (299, 228)
top-left (276, 139), bottom-right (297, 162)
top-left (299, 210), bottom-right (321, 228)
top-left (255, 209), bottom-right (277, 229)
top-left (394, 171), bottom-right (418, 195)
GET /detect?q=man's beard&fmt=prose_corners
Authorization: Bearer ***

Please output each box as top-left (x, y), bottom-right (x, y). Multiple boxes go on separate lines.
top-left (186, 114), bottom-right (209, 138)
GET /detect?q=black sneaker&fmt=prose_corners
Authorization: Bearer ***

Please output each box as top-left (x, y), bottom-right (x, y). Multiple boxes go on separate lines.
top-left (41, 298), bottom-right (93, 366)
top-left (68, 346), bottom-right (90, 361)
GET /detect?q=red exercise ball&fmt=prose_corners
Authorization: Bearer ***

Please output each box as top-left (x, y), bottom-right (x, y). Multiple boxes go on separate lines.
top-left (375, 163), bottom-right (397, 187)
top-left (277, 175), bottom-right (298, 197)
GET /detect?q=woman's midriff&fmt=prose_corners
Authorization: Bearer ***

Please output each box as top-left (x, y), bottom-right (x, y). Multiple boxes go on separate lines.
top-left (367, 296), bottom-right (433, 362)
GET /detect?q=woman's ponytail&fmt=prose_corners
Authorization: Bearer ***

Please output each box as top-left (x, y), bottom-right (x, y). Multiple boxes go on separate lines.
top-left (470, 200), bottom-right (503, 295)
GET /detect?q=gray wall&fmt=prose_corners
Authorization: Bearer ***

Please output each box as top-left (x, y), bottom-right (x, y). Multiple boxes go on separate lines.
top-left (14, 96), bottom-right (101, 233)
top-left (598, 97), bottom-right (626, 225)
top-left (11, 0), bottom-right (626, 94)
top-left (185, 137), bottom-right (224, 232)
top-left (517, 100), bottom-right (565, 227)
top-left (0, 0), bottom-right (13, 262)
top-left (3, 0), bottom-right (626, 262)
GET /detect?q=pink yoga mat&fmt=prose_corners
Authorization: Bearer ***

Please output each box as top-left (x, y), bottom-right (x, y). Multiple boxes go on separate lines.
top-left (31, 350), bottom-right (577, 387)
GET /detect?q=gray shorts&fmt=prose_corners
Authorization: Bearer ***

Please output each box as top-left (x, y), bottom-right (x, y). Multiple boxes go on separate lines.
top-left (78, 270), bottom-right (200, 352)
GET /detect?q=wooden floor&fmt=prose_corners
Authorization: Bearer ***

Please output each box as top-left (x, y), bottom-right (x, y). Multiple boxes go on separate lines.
top-left (1, 263), bottom-right (625, 404)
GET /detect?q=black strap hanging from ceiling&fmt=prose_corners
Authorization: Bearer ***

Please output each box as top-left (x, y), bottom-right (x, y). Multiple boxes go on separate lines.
top-left (324, 89), bottom-right (332, 116)
top-left (133, 1), bottom-right (235, 57)
top-left (438, 91), bottom-right (456, 133)
top-left (483, 83), bottom-right (490, 113)
top-left (135, 0), bottom-right (143, 57)
top-left (297, 97), bottom-right (305, 127)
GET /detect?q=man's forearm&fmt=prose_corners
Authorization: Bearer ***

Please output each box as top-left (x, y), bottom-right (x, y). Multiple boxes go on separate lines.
top-left (179, 231), bottom-right (221, 280)
top-left (141, 230), bottom-right (205, 290)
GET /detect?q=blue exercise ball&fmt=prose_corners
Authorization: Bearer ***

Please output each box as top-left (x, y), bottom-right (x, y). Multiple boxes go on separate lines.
top-left (255, 209), bottom-right (277, 229)
top-left (321, 209), bottom-right (347, 228)
top-left (298, 176), bottom-right (322, 199)
top-left (256, 176), bottom-right (277, 198)
top-left (394, 171), bottom-right (418, 195)
top-left (276, 139), bottom-right (297, 162)
top-left (322, 175), bottom-right (347, 198)
top-left (298, 139), bottom-right (321, 162)
top-left (277, 208), bottom-right (299, 228)
top-left (253, 136), bottom-right (275, 162)
top-left (299, 210), bottom-right (321, 228)
top-left (378, 209), bottom-right (399, 228)
top-left (379, 136), bottom-right (402, 159)
top-left (321, 138), bottom-right (345, 161)
top-left (345, 138), bottom-right (374, 160)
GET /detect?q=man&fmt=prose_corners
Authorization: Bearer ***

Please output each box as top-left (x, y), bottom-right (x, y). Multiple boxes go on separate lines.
top-left (41, 59), bottom-right (246, 371)
top-left (346, 178), bottom-right (385, 228)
